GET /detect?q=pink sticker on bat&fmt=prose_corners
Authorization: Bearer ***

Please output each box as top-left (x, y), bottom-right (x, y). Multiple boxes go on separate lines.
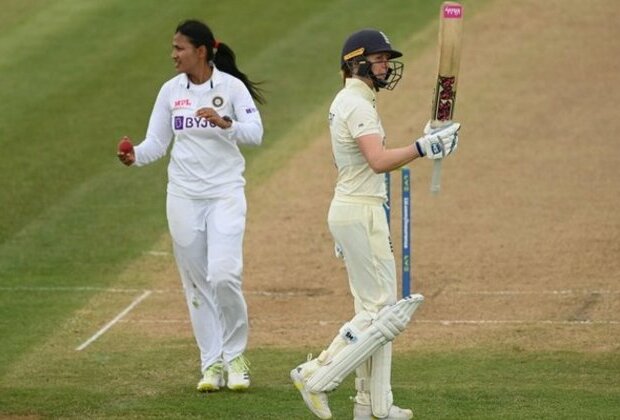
top-left (443, 4), bottom-right (463, 18)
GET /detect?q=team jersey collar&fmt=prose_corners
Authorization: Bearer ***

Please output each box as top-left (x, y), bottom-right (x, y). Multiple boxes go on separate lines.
top-left (345, 77), bottom-right (376, 102)
top-left (180, 65), bottom-right (224, 88)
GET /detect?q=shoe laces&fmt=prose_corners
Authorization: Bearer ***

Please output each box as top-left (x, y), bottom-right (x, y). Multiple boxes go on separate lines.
top-left (229, 355), bottom-right (250, 373)
top-left (204, 361), bottom-right (224, 376)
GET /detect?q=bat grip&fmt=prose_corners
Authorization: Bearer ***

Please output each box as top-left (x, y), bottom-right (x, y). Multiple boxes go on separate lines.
top-left (430, 159), bottom-right (443, 194)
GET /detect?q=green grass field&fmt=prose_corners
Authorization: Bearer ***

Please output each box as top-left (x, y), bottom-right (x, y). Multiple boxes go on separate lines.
top-left (1, 0), bottom-right (619, 418)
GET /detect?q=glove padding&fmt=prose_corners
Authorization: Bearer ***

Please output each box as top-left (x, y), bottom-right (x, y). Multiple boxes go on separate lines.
top-left (415, 121), bottom-right (460, 159)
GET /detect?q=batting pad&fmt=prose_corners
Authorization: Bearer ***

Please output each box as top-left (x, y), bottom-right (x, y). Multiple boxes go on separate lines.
top-left (307, 294), bottom-right (424, 392)
top-left (371, 342), bottom-right (393, 418)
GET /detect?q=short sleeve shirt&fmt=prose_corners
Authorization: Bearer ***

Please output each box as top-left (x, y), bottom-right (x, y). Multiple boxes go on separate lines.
top-left (328, 78), bottom-right (386, 200)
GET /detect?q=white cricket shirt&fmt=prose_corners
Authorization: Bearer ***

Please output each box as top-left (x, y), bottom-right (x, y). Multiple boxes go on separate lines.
top-left (134, 66), bottom-right (263, 198)
top-left (328, 78), bottom-right (386, 201)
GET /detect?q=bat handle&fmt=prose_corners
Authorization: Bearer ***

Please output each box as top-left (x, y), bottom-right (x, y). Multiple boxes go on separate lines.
top-left (430, 159), bottom-right (443, 194)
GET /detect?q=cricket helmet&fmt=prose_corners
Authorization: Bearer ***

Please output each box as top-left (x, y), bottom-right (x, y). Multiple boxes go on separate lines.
top-left (340, 29), bottom-right (404, 90)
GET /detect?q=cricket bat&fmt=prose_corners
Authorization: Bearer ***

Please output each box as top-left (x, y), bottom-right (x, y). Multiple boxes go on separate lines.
top-left (429, 1), bottom-right (464, 194)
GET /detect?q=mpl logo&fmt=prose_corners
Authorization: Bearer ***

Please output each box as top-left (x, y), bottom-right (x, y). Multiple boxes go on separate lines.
top-left (431, 143), bottom-right (443, 155)
top-left (174, 98), bottom-right (192, 108)
top-left (443, 4), bottom-right (463, 18)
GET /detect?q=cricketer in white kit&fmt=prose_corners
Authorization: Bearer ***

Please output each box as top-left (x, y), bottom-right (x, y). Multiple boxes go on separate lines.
top-left (291, 28), bottom-right (459, 420)
top-left (133, 67), bottom-right (262, 386)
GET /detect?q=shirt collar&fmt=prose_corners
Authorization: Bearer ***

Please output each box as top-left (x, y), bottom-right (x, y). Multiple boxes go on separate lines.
top-left (345, 77), bottom-right (376, 102)
top-left (179, 65), bottom-right (224, 88)
top-left (210, 66), bottom-right (224, 86)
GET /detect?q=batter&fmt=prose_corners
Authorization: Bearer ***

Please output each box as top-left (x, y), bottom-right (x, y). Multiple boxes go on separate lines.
top-left (290, 28), bottom-right (461, 419)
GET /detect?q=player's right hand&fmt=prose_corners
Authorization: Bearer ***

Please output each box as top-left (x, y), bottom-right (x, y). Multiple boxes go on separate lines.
top-left (415, 121), bottom-right (460, 159)
top-left (117, 136), bottom-right (135, 166)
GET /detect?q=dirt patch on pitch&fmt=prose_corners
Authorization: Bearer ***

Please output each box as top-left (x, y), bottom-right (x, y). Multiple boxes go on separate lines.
top-left (242, 0), bottom-right (620, 352)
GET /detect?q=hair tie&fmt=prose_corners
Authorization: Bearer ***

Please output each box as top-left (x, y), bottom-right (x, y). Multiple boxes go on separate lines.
top-left (214, 40), bottom-right (220, 49)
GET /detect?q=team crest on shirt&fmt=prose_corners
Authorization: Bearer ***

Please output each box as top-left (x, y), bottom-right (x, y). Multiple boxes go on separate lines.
top-left (212, 96), bottom-right (224, 107)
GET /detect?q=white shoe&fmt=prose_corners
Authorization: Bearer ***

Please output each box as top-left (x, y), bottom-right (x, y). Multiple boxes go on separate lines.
top-left (197, 361), bottom-right (225, 392)
top-left (227, 355), bottom-right (251, 391)
top-left (353, 402), bottom-right (413, 419)
top-left (290, 367), bottom-right (332, 419)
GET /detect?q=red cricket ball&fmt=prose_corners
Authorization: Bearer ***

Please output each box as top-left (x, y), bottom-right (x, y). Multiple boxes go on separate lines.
top-left (118, 138), bottom-right (134, 154)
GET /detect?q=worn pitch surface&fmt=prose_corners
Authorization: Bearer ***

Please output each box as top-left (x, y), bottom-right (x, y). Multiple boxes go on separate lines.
top-left (117, 0), bottom-right (620, 354)
top-left (240, 0), bottom-right (620, 352)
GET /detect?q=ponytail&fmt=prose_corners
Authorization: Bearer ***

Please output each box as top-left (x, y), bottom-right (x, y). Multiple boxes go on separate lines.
top-left (176, 20), bottom-right (265, 104)
top-left (213, 42), bottom-right (265, 105)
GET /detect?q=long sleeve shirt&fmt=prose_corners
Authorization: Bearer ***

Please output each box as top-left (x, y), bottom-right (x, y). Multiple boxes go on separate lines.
top-left (134, 67), bottom-right (263, 198)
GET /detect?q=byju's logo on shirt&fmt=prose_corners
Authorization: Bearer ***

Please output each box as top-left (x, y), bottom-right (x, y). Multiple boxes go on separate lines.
top-left (174, 116), bottom-right (216, 130)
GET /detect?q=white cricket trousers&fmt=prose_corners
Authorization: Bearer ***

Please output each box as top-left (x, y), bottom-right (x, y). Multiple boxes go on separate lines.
top-left (327, 196), bottom-right (398, 411)
top-left (328, 197), bottom-right (397, 312)
top-left (166, 190), bottom-right (248, 372)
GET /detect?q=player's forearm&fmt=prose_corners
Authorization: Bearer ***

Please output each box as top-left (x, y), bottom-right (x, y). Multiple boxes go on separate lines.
top-left (134, 136), bottom-right (170, 166)
top-left (367, 144), bottom-right (420, 173)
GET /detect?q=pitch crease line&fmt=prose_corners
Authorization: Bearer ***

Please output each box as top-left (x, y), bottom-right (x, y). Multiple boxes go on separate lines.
top-left (114, 318), bottom-right (620, 326)
top-left (452, 290), bottom-right (619, 295)
top-left (414, 319), bottom-right (620, 325)
top-left (1, 286), bottom-right (618, 296)
top-left (75, 290), bottom-right (152, 351)
top-left (2, 286), bottom-right (619, 296)
top-left (0, 286), bottom-right (329, 297)
top-left (0, 286), bottom-right (147, 293)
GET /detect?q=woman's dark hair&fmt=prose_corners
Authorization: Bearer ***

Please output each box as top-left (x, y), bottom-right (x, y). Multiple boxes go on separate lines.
top-left (176, 19), bottom-right (265, 104)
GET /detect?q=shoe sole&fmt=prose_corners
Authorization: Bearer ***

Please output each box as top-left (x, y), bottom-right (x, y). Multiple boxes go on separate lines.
top-left (197, 384), bottom-right (220, 392)
top-left (290, 369), bottom-right (332, 419)
top-left (227, 382), bottom-right (250, 391)
top-left (354, 404), bottom-right (414, 420)
top-left (197, 378), bottom-right (225, 393)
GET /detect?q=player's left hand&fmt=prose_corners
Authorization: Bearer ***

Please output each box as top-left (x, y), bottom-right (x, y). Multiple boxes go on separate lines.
top-left (415, 121), bottom-right (460, 159)
top-left (196, 107), bottom-right (232, 129)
